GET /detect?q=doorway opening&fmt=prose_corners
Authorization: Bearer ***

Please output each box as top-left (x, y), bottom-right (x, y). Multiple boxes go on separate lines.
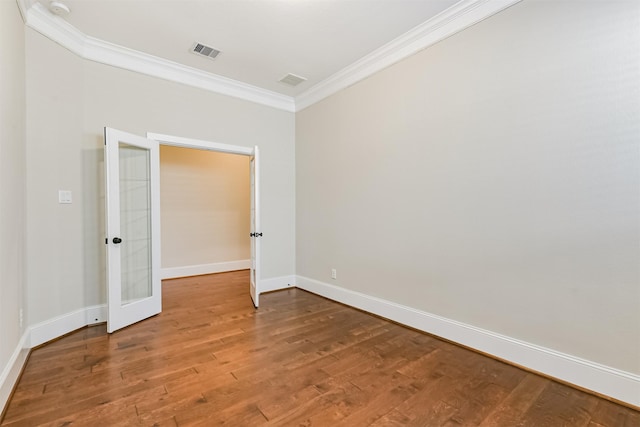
top-left (159, 145), bottom-right (250, 280)
top-left (105, 128), bottom-right (262, 333)
top-left (148, 132), bottom-right (262, 309)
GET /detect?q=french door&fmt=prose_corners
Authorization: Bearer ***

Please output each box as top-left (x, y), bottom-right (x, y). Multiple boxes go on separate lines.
top-left (105, 130), bottom-right (262, 331)
top-left (249, 146), bottom-right (261, 308)
top-left (104, 127), bottom-right (161, 333)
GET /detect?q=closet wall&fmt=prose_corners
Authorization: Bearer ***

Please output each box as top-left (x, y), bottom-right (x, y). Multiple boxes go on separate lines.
top-left (160, 146), bottom-right (250, 273)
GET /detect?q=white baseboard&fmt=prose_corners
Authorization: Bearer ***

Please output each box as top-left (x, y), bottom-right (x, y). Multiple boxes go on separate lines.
top-left (161, 260), bottom-right (251, 280)
top-left (294, 275), bottom-right (640, 407)
top-left (0, 270), bottom-right (285, 412)
top-left (0, 330), bottom-right (29, 415)
top-left (1, 304), bottom-right (107, 414)
top-left (29, 304), bottom-right (106, 348)
top-left (7, 276), bottom-right (638, 408)
top-left (260, 275), bottom-right (295, 293)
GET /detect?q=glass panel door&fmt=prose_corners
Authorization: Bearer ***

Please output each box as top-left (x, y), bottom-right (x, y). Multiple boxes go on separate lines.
top-left (105, 128), bottom-right (161, 333)
top-left (249, 146), bottom-right (261, 307)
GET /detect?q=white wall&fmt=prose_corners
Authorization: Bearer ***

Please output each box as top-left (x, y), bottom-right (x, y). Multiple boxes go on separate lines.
top-left (25, 20), bottom-right (86, 330)
top-left (160, 146), bottom-right (250, 269)
top-left (296, 0), bottom-right (640, 376)
top-left (24, 28), bottom-right (295, 327)
top-left (13, 0), bottom-right (639, 408)
top-left (0, 0), bottom-right (28, 412)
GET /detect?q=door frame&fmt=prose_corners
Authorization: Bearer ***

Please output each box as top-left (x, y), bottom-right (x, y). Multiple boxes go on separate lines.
top-left (146, 132), bottom-right (261, 304)
top-left (148, 133), bottom-right (253, 157)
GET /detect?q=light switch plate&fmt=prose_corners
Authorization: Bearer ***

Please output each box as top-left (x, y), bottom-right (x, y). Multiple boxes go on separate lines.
top-left (58, 190), bottom-right (72, 204)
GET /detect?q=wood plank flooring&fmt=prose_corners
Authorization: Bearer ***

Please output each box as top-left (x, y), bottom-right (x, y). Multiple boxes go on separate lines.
top-left (2, 270), bottom-right (638, 426)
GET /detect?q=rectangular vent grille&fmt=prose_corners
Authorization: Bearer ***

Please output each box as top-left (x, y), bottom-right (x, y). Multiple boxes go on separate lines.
top-left (279, 73), bottom-right (307, 87)
top-left (191, 43), bottom-right (221, 60)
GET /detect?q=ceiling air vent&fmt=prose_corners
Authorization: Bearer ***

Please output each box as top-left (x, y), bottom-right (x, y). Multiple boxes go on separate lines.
top-left (279, 73), bottom-right (307, 87)
top-left (191, 42), bottom-right (221, 60)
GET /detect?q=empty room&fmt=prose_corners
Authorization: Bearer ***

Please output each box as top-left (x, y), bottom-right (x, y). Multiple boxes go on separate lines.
top-left (1, 0), bottom-right (638, 425)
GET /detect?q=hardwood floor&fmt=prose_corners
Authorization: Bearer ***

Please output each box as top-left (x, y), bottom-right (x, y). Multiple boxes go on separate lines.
top-left (2, 270), bottom-right (638, 426)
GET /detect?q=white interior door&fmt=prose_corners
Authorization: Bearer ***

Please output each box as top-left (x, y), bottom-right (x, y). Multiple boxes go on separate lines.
top-left (105, 127), bottom-right (161, 333)
top-left (250, 145), bottom-right (261, 307)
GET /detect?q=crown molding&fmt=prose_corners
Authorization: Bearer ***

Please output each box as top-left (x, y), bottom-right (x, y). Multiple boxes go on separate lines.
top-left (294, 0), bottom-right (523, 111)
top-left (17, 0), bottom-right (521, 113)
top-left (19, 1), bottom-right (296, 112)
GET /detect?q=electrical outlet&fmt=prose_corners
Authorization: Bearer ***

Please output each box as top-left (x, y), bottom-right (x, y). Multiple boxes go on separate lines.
top-left (331, 269), bottom-right (337, 280)
top-left (19, 309), bottom-right (23, 328)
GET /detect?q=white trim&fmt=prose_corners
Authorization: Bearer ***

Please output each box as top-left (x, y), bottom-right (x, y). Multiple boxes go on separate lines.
top-left (15, 0), bottom-right (31, 22)
top-left (295, 0), bottom-right (522, 110)
top-left (19, 2), bottom-right (295, 112)
top-left (260, 275), bottom-right (295, 293)
top-left (5, 277), bottom-right (637, 408)
top-left (148, 132), bottom-right (264, 304)
top-left (161, 260), bottom-right (251, 280)
top-left (29, 304), bottom-right (106, 348)
top-left (1, 305), bottom-right (106, 413)
top-left (0, 331), bottom-right (29, 415)
top-left (85, 305), bottom-right (107, 326)
top-left (294, 275), bottom-right (640, 407)
top-left (147, 133), bottom-right (253, 156)
top-left (17, 0), bottom-right (522, 112)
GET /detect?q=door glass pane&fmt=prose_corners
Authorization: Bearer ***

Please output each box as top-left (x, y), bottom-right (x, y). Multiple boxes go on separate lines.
top-left (119, 142), bottom-right (152, 305)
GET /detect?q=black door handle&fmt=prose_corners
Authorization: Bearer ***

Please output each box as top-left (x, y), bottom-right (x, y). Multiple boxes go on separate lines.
top-left (113, 237), bottom-right (122, 244)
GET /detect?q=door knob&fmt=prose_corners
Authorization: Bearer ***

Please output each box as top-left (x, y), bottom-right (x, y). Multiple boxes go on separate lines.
top-left (113, 237), bottom-right (122, 244)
